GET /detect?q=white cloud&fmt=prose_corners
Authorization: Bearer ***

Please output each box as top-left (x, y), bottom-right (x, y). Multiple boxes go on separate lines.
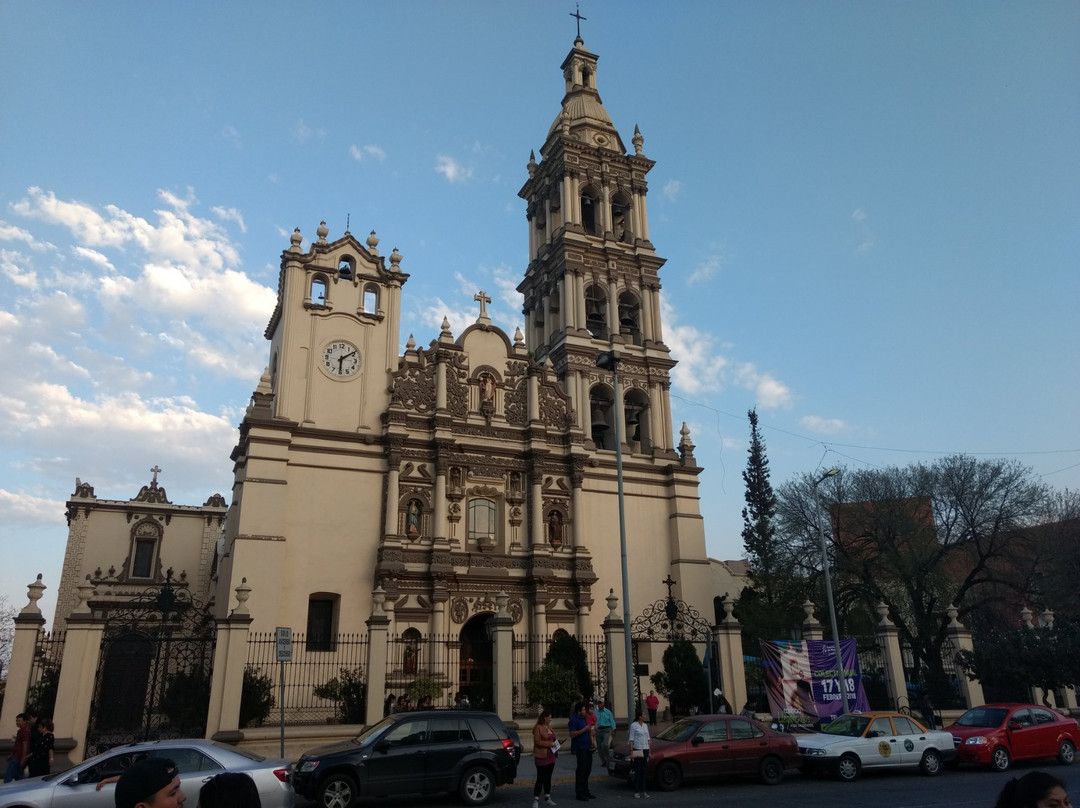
top-left (292, 119), bottom-right (326, 143)
top-left (71, 246), bottom-right (115, 272)
top-left (735, 364), bottom-right (792, 409)
top-left (663, 180), bottom-right (682, 202)
top-left (1, 249), bottom-right (38, 288)
top-left (211, 206), bottom-right (247, 233)
top-left (0, 489), bottom-right (63, 527)
top-left (799, 415), bottom-right (848, 435)
top-left (221, 125), bottom-right (242, 148)
top-left (435, 155), bottom-right (473, 183)
top-left (687, 254), bottom-right (722, 285)
top-left (0, 221), bottom-right (52, 251)
top-left (350, 144), bottom-right (387, 162)
top-left (851, 208), bottom-right (867, 222)
top-left (851, 207), bottom-right (875, 254)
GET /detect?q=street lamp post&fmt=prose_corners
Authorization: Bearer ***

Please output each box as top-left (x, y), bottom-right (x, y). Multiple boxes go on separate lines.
top-left (813, 468), bottom-right (850, 715)
top-left (596, 350), bottom-right (636, 726)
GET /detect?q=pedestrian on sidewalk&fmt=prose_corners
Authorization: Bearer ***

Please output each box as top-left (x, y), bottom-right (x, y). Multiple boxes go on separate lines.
top-left (629, 709), bottom-right (651, 798)
top-left (568, 701), bottom-right (596, 801)
top-left (594, 699), bottom-right (615, 768)
top-left (531, 710), bottom-right (559, 808)
top-left (645, 691), bottom-right (659, 725)
top-left (4, 713), bottom-right (29, 783)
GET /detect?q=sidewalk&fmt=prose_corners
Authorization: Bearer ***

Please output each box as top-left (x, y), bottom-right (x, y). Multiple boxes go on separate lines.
top-left (511, 748), bottom-right (616, 790)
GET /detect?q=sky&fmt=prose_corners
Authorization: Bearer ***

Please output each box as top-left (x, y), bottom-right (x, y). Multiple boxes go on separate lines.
top-left (1, 1), bottom-right (1077, 629)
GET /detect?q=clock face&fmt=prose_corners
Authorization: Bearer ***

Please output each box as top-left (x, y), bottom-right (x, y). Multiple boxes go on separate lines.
top-left (321, 340), bottom-right (361, 378)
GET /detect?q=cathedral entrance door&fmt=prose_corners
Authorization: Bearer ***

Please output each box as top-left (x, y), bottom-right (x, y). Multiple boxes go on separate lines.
top-left (458, 615), bottom-right (494, 710)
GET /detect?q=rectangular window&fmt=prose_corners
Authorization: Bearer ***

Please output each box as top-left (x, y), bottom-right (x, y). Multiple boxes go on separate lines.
top-left (132, 539), bottom-right (156, 578)
top-left (467, 498), bottom-right (497, 543)
top-left (307, 597), bottom-right (337, 651)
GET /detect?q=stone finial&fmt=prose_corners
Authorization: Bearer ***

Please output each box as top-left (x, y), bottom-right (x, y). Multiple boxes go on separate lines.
top-left (632, 124), bottom-right (644, 156)
top-left (678, 422), bottom-right (696, 464)
top-left (390, 247), bottom-right (402, 271)
top-left (1040, 609), bottom-right (1054, 628)
top-left (606, 588), bottom-right (619, 620)
top-left (527, 150), bottom-right (537, 178)
top-left (802, 600), bottom-right (818, 623)
top-left (22, 574), bottom-right (45, 615)
top-left (496, 590), bottom-right (509, 616)
top-left (875, 602), bottom-right (892, 627)
top-left (560, 109), bottom-right (570, 137)
top-left (1020, 605), bottom-right (1034, 628)
top-left (405, 334), bottom-right (417, 352)
top-left (513, 327), bottom-right (525, 348)
top-left (73, 575), bottom-right (96, 615)
top-left (366, 230), bottom-right (380, 255)
top-left (440, 317), bottom-right (453, 341)
top-left (316, 220), bottom-right (329, 244)
top-left (289, 227), bottom-right (303, 252)
top-left (721, 598), bottom-right (737, 624)
top-left (372, 586), bottom-right (387, 612)
top-left (233, 577), bottom-right (251, 615)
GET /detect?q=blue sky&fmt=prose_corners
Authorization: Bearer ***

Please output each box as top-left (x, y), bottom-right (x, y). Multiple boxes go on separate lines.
top-left (2, 1), bottom-right (1077, 626)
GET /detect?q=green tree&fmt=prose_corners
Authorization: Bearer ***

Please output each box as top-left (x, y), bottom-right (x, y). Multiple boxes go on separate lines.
top-left (524, 662), bottom-right (579, 717)
top-left (957, 619), bottom-right (1080, 705)
top-left (741, 408), bottom-right (780, 604)
top-left (239, 665), bottom-right (275, 728)
top-left (313, 667), bottom-right (367, 724)
top-left (160, 668), bottom-right (211, 731)
top-left (545, 634), bottom-right (593, 700)
top-left (650, 640), bottom-right (708, 716)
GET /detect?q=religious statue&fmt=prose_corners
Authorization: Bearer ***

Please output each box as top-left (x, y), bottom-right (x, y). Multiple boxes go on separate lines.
top-left (548, 511), bottom-right (563, 548)
top-left (406, 500), bottom-right (421, 537)
top-left (480, 374), bottom-right (496, 404)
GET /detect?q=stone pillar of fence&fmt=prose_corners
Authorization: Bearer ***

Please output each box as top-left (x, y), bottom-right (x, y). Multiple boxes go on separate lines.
top-left (206, 578), bottom-right (254, 739)
top-left (601, 589), bottom-right (630, 725)
top-left (873, 602), bottom-right (909, 713)
top-left (492, 591), bottom-right (514, 722)
top-left (0, 576), bottom-right (48, 741)
top-left (714, 599), bottom-right (748, 716)
top-left (945, 605), bottom-right (984, 709)
top-left (364, 587), bottom-right (391, 726)
top-left (801, 600), bottom-right (823, 641)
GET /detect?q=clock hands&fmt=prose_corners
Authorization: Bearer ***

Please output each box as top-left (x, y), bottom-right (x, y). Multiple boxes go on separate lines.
top-left (337, 350), bottom-right (357, 374)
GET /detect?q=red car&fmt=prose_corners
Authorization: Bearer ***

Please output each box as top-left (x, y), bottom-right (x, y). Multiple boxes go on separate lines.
top-left (947, 703), bottom-right (1080, 771)
top-left (608, 714), bottom-right (800, 790)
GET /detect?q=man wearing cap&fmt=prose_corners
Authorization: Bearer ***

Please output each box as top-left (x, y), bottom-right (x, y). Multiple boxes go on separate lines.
top-left (114, 757), bottom-right (185, 808)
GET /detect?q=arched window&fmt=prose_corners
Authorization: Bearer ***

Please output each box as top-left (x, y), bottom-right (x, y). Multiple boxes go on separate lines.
top-left (338, 256), bottom-right (355, 280)
top-left (611, 192), bottom-right (632, 243)
top-left (589, 385), bottom-right (615, 451)
top-left (402, 628), bottom-right (422, 674)
top-left (618, 291), bottom-right (641, 345)
top-left (311, 276), bottom-right (328, 306)
top-left (580, 186), bottom-right (600, 236)
top-left (467, 498), bottom-right (497, 544)
top-left (128, 519), bottom-right (162, 580)
top-left (585, 284), bottom-right (607, 339)
top-left (624, 387), bottom-right (652, 453)
top-left (363, 283), bottom-right (379, 314)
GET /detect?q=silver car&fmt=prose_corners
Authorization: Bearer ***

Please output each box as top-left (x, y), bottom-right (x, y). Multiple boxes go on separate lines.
top-left (0, 738), bottom-right (294, 807)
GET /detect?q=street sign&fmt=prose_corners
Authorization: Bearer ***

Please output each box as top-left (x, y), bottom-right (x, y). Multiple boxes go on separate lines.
top-left (275, 626), bottom-right (292, 662)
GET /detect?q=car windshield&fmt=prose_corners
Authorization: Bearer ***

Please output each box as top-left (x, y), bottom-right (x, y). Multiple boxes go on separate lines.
top-left (954, 707), bottom-right (1008, 728)
top-left (655, 719), bottom-right (702, 743)
top-left (355, 715), bottom-right (396, 744)
top-left (822, 715), bottom-right (871, 737)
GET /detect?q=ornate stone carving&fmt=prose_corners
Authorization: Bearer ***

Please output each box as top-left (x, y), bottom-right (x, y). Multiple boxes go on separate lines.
top-left (504, 378), bottom-right (528, 425)
top-left (390, 362), bottom-right (436, 413)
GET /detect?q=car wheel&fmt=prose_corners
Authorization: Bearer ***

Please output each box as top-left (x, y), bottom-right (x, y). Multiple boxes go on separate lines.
top-left (836, 753), bottom-right (861, 782)
top-left (654, 760), bottom-right (682, 791)
top-left (1059, 740), bottom-right (1076, 765)
top-left (317, 772), bottom-right (358, 808)
top-left (459, 765), bottom-right (495, 806)
top-left (991, 746), bottom-right (1012, 772)
top-left (920, 749), bottom-right (943, 776)
top-left (759, 755), bottom-right (784, 785)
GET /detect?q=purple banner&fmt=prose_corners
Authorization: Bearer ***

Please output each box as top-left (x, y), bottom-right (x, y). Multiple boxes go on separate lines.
top-left (759, 639), bottom-right (869, 731)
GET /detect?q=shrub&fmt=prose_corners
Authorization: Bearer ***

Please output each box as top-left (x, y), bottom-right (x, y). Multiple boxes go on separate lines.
top-left (525, 662), bottom-right (578, 717)
top-left (545, 634), bottom-right (594, 700)
top-left (239, 665), bottom-right (275, 728)
top-left (313, 667), bottom-right (367, 724)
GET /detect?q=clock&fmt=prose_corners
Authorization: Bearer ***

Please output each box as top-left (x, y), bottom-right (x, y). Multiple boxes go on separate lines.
top-left (321, 340), bottom-right (361, 378)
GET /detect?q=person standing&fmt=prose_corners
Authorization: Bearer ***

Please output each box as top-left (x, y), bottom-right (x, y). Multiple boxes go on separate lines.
top-left (919, 692), bottom-right (937, 731)
top-left (568, 701), bottom-right (596, 801)
top-left (532, 710), bottom-right (559, 808)
top-left (4, 713), bottom-right (29, 783)
top-left (594, 700), bottom-right (616, 768)
top-left (114, 757), bottom-right (185, 808)
top-left (645, 691), bottom-right (659, 725)
top-left (629, 709), bottom-right (651, 799)
top-left (27, 717), bottom-right (54, 777)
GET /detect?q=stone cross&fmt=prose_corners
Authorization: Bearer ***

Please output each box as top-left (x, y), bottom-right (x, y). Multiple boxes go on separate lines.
top-left (474, 290), bottom-right (492, 321)
top-left (151, 465), bottom-right (162, 485)
top-left (570, 3), bottom-right (587, 38)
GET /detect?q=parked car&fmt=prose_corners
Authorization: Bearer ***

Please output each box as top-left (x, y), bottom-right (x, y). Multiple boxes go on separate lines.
top-left (798, 711), bottom-right (956, 782)
top-left (0, 738), bottom-right (293, 808)
top-left (947, 703), bottom-right (1080, 771)
top-left (608, 714), bottom-right (800, 791)
top-left (293, 710), bottom-right (520, 807)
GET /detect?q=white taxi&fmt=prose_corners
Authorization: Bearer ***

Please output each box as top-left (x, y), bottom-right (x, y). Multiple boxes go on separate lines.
top-left (797, 712), bottom-right (957, 782)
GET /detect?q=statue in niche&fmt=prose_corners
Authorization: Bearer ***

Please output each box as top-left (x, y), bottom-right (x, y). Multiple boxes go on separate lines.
top-left (548, 511), bottom-right (563, 548)
top-left (480, 373), bottom-right (496, 404)
top-left (450, 467), bottom-right (462, 491)
top-left (406, 500), bottom-right (421, 537)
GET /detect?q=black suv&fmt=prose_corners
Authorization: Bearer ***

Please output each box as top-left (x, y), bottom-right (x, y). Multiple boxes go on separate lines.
top-left (293, 709), bottom-right (521, 807)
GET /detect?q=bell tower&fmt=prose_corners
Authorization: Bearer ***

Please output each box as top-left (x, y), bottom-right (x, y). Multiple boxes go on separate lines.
top-left (518, 35), bottom-right (677, 457)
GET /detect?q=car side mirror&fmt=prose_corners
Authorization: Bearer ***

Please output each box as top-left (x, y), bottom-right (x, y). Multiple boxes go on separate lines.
top-left (691, 736), bottom-right (704, 746)
top-left (375, 740), bottom-right (391, 754)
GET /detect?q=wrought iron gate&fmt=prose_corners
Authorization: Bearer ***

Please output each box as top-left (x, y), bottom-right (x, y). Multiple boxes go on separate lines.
top-left (86, 585), bottom-right (216, 755)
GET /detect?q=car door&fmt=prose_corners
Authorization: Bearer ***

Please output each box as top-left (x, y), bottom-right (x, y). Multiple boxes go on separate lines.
top-left (891, 715), bottom-right (930, 767)
top-left (860, 716), bottom-right (902, 769)
top-left (52, 750), bottom-right (147, 808)
top-left (149, 746), bottom-right (225, 799)
top-left (365, 717), bottom-right (429, 795)
top-left (726, 719), bottom-right (771, 774)
top-left (424, 717), bottom-right (474, 792)
top-left (1028, 708), bottom-right (1063, 759)
top-left (1007, 709), bottom-right (1041, 761)
top-left (683, 718), bottom-right (729, 781)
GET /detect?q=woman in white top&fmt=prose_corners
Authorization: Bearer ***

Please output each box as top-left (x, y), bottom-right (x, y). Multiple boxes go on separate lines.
top-left (629, 709), bottom-right (651, 798)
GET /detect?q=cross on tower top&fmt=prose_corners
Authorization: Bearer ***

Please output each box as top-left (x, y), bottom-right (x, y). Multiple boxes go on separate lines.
top-left (570, 3), bottom-right (586, 40)
top-left (150, 465), bottom-right (162, 485)
top-left (474, 290), bottom-right (492, 322)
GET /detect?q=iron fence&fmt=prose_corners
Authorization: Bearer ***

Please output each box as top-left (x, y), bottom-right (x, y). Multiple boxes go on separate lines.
top-left (512, 634), bottom-right (607, 718)
top-left (27, 630), bottom-right (66, 717)
top-left (246, 632), bottom-right (368, 725)
top-left (854, 635), bottom-right (892, 710)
